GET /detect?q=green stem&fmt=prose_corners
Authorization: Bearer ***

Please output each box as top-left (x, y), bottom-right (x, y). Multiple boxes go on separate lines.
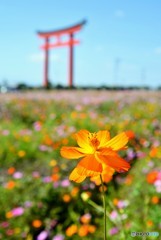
top-left (88, 199), bottom-right (103, 213)
top-left (100, 174), bottom-right (107, 240)
top-left (88, 199), bottom-right (118, 226)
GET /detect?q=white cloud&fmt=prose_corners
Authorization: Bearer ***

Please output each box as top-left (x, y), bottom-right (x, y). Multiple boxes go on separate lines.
top-left (114, 9), bottom-right (125, 18)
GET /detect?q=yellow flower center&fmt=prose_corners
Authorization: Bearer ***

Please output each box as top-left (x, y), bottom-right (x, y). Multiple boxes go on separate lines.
top-left (88, 133), bottom-right (100, 150)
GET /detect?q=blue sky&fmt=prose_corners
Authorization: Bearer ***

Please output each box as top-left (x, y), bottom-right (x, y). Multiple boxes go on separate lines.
top-left (0, 0), bottom-right (161, 88)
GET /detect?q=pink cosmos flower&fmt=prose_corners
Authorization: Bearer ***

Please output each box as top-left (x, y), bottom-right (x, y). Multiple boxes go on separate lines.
top-left (37, 230), bottom-right (48, 240)
top-left (52, 234), bottom-right (64, 240)
top-left (11, 207), bottom-right (24, 217)
top-left (109, 227), bottom-right (119, 235)
top-left (110, 210), bottom-right (118, 220)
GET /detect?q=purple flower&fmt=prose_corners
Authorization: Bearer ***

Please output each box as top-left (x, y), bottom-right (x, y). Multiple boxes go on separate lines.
top-left (127, 149), bottom-right (136, 160)
top-left (89, 183), bottom-right (95, 189)
top-left (61, 179), bottom-right (70, 187)
top-left (2, 130), bottom-right (10, 135)
top-left (117, 200), bottom-right (125, 209)
top-left (117, 200), bottom-right (129, 209)
top-left (110, 210), bottom-right (118, 220)
top-left (136, 151), bottom-right (146, 159)
top-left (109, 227), bottom-right (119, 235)
top-left (0, 221), bottom-right (9, 228)
top-left (75, 104), bottom-right (82, 111)
top-left (43, 176), bottom-right (51, 183)
top-left (157, 172), bottom-right (161, 180)
top-left (39, 145), bottom-right (49, 152)
top-left (142, 168), bottom-right (149, 174)
top-left (6, 229), bottom-right (14, 236)
top-left (21, 232), bottom-right (27, 238)
top-left (33, 121), bottom-right (42, 131)
top-left (53, 182), bottom-right (59, 188)
top-left (148, 161), bottom-right (154, 167)
top-left (52, 234), bottom-right (64, 240)
top-left (154, 180), bottom-right (161, 187)
top-left (115, 176), bottom-right (124, 185)
top-left (24, 201), bottom-right (32, 208)
top-left (32, 171), bottom-right (40, 178)
top-left (81, 185), bottom-right (89, 190)
top-left (13, 171), bottom-right (23, 179)
top-left (37, 230), bottom-right (48, 240)
top-left (50, 220), bottom-right (58, 228)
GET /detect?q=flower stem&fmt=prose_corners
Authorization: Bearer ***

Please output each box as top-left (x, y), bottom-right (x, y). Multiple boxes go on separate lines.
top-left (100, 174), bottom-right (107, 240)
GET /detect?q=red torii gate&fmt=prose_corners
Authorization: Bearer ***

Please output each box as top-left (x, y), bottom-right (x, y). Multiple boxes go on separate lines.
top-left (37, 20), bottom-right (86, 88)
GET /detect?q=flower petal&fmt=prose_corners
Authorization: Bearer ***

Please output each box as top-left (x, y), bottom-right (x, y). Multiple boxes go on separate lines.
top-left (60, 146), bottom-right (85, 159)
top-left (96, 152), bottom-right (130, 172)
top-left (102, 164), bottom-right (115, 176)
top-left (77, 155), bottom-right (102, 177)
top-left (91, 165), bottom-right (115, 185)
top-left (104, 132), bottom-right (128, 151)
top-left (69, 168), bottom-right (86, 183)
top-left (74, 130), bottom-right (93, 153)
top-left (97, 130), bottom-right (110, 147)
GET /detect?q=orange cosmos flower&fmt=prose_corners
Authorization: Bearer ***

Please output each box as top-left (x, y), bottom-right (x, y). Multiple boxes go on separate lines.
top-left (7, 167), bottom-right (16, 175)
top-left (146, 220), bottom-right (153, 227)
top-left (80, 213), bottom-right (91, 224)
top-left (62, 194), bottom-right (71, 203)
top-left (88, 225), bottom-right (96, 233)
top-left (5, 181), bottom-right (16, 189)
top-left (149, 147), bottom-right (158, 158)
top-left (32, 219), bottom-right (42, 228)
top-left (78, 224), bottom-right (96, 236)
top-left (146, 171), bottom-right (158, 184)
top-left (6, 211), bottom-right (13, 219)
top-left (71, 187), bottom-right (79, 197)
top-left (51, 173), bottom-right (59, 182)
top-left (60, 129), bottom-right (131, 183)
top-left (78, 225), bottom-right (89, 237)
top-left (151, 196), bottom-right (159, 204)
top-left (66, 224), bottom-right (78, 236)
top-left (113, 198), bottom-right (119, 206)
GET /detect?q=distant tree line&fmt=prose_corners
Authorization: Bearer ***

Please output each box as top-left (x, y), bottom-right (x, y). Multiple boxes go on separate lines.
top-left (0, 82), bottom-right (161, 92)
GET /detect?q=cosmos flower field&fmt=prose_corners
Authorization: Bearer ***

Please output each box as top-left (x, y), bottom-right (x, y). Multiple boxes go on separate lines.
top-left (0, 90), bottom-right (161, 240)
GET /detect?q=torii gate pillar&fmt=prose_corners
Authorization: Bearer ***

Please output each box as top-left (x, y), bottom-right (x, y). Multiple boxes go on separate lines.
top-left (37, 20), bottom-right (86, 88)
top-left (44, 38), bottom-right (49, 87)
top-left (69, 33), bottom-right (74, 87)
